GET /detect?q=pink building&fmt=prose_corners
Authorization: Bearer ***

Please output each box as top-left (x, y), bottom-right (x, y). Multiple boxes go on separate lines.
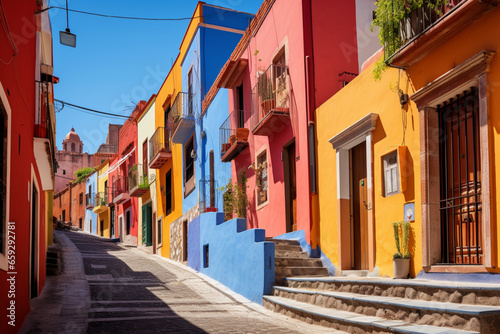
top-left (206, 0), bottom-right (379, 246)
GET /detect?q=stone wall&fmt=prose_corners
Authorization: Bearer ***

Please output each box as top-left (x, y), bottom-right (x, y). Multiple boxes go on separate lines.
top-left (170, 204), bottom-right (199, 262)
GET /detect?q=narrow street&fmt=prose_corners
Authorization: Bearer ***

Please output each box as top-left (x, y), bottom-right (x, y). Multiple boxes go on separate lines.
top-left (21, 230), bottom-right (340, 334)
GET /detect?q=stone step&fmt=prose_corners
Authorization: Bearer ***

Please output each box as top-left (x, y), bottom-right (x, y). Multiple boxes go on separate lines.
top-left (274, 244), bottom-right (304, 252)
top-left (275, 266), bottom-right (329, 277)
top-left (265, 238), bottom-right (300, 246)
top-left (263, 295), bottom-right (480, 334)
top-left (273, 286), bottom-right (500, 333)
top-left (274, 250), bottom-right (310, 259)
top-left (283, 277), bottom-right (500, 306)
top-left (275, 257), bottom-right (323, 268)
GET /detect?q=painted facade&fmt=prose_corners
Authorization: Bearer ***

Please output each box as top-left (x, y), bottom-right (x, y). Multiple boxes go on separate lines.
top-left (315, 0), bottom-right (500, 279)
top-left (171, 4), bottom-right (254, 262)
top-left (94, 160), bottom-right (111, 238)
top-left (84, 172), bottom-right (98, 235)
top-left (53, 181), bottom-right (86, 229)
top-left (137, 96), bottom-right (157, 251)
top-left (109, 101), bottom-right (146, 245)
top-left (0, 1), bottom-right (56, 331)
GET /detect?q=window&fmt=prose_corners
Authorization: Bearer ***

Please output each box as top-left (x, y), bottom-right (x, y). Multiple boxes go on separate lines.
top-left (126, 210), bottom-right (131, 235)
top-left (157, 218), bottom-right (162, 246)
top-left (383, 150), bottom-right (399, 197)
top-left (71, 143), bottom-right (75, 152)
top-left (79, 192), bottom-right (83, 205)
top-left (184, 135), bottom-right (195, 196)
top-left (63, 170), bottom-right (66, 175)
top-left (256, 150), bottom-right (268, 207)
top-left (187, 68), bottom-right (193, 116)
top-left (62, 210), bottom-right (66, 221)
top-left (79, 218), bottom-right (82, 229)
top-left (236, 84), bottom-right (244, 128)
top-left (165, 170), bottom-right (172, 215)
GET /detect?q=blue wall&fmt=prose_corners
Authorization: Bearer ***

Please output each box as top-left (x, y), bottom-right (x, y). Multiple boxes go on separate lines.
top-left (180, 16), bottom-right (248, 215)
top-left (84, 173), bottom-right (98, 235)
top-left (187, 212), bottom-right (275, 304)
top-left (202, 5), bottom-right (253, 31)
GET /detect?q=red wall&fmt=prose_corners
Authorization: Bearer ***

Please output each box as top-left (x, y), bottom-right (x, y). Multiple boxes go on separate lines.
top-left (0, 1), bottom-right (49, 332)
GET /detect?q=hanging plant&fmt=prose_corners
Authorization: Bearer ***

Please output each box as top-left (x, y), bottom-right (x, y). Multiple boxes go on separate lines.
top-left (371, 0), bottom-right (449, 79)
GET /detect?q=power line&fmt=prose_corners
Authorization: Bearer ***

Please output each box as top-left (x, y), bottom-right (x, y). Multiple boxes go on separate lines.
top-left (55, 99), bottom-right (132, 119)
top-left (39, 6), bottom-right (201, 21)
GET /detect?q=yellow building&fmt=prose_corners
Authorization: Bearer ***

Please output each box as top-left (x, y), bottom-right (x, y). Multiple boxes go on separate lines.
top-left (316, 1), bottom-right (500, 278)
top-left (94, 160), bottom-right (111, 238)
top-left (152, 3), bottom-right (203, 259)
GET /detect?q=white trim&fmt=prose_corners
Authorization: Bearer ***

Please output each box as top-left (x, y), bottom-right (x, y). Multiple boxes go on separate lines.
top-left (366, 133), bottom-right (373, 191)
top-left (0, 82), bottom-right (11, 271)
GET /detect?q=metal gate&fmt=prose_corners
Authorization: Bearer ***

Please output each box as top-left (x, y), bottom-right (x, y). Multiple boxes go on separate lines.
top-left (438, 87), bottom-right (482, 264)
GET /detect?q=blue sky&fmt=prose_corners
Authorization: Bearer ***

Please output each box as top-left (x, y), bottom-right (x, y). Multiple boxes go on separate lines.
top-left (49, 0), bottom-right (263, 153)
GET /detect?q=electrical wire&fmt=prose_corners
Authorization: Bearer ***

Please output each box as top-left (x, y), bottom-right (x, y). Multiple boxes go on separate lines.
top-left (40, 6), bottom-right (202, 21)
top-left (55, 99), bottom-right (132, 119)
top-left (0, 0), bottom-right (18, 65)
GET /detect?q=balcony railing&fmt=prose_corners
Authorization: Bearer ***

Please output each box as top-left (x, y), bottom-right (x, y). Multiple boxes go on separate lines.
top-left (128, 164), bottom-right (149, 197)
top-left (149, 127), bottom-right (172, 169)
top-left (93, 192), bottom-right (108, 213)
top-left (219, 110), bottom-right (250, 162)
top-left (383, 0), bottom-right (463, 61)
top-left (112, 178), bottom-right (129, 204)
top-left (250, 64), bottom-right (290, 136)
top-left (85, 193), bottom-right (94, 208)
top-left (169, 91), bottom-right (195, 144)
top-left (199, 178), bottom-right (219, 214)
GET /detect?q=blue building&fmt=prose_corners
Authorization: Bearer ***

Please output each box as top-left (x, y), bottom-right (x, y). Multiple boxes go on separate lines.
top-left (168, 4), bottom-right (253, 262)
top-left (84, 172), bottom-right (98, 235)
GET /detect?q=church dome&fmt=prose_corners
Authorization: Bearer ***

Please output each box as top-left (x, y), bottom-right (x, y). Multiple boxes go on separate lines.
top-left (65, 127), bottom-right (81, 142)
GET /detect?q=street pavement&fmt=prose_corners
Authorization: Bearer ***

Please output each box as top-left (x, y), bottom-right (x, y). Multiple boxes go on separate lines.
top-left (21, 230), bottom-right (343, 333)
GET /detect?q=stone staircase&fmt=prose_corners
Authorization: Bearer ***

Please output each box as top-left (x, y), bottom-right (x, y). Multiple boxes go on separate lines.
top-left (263, 276), bottom-right (500, 333)
top-left (267, 238), bottom-right (328, 285)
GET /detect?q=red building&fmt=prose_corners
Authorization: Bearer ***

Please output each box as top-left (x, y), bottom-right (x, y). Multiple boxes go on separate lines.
top-left (53, 181), bottom-right (86, 229)
top-left (108, 101), bottom-right (146, 244)
top-left (0, 0), bottom-right (56, 332)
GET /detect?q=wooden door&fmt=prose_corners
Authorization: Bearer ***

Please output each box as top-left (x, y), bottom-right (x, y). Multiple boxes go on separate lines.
top-left (284, 140), bottom-right (297, 233)
top-left (350, 142), bottom-right (368, 270)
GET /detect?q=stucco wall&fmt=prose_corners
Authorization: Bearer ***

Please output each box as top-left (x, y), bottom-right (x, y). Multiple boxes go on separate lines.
top-left (187, 212), bottom-right (275, 304)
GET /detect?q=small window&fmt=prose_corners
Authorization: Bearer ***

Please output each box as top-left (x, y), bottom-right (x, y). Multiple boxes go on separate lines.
top-left (63, 170), bottom-right (66, 175)
top-left (62, 210), bottom-right (66, 221)
top-left (79, 218), bottom-right (82, 229)
top-left (79, 192), bottom-right (83, 205)
top-left (203, 244), bottom-right (209, 268)
top-left (165, 170), bottom-right (172, 215)
top-left (383, 150), bottom-right (399, 197)
top-left (184, 135), bottom-right (195, 196)
top-left (256, 151), bottom-right (268, 207)
top-left (71, 143), bottom-right (75, 152)
top-left (157, 218), bottom-right (162, 246)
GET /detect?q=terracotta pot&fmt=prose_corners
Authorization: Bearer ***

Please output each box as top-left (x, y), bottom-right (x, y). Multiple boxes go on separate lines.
top-left (393, 258), bottom-right (410, 279)
top-left (236, 128), bottom-right (249, 141)
top-left (222, 143), bottom-right (231, 153)
top-left (261, 99), bottom-right (275, 116)
top-left (229, 135), bottom-right (236, 144)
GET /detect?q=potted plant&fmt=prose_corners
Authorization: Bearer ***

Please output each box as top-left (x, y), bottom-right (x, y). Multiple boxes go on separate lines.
top-left (393, 221), bottom-right (411, 279)
top-left (221, 180), bottom-right (234, 221)
top-left (219, 175), bottom-right (248, 220)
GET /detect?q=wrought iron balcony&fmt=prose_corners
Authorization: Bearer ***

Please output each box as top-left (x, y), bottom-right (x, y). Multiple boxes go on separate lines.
top-left (85, 193), bottom-right (94, 209)
top-left (250, 64), bottom-right (290, 136)
top-left (112, 178), bottom-right (129, 204)
top-left (149, 127), bottom-right (172, 169)
top-left (382, 0), bottom-right (464, 63)
top-left (93, 192), bottom-right (108, 213)
top-left (199, 178), bottom-right (219, 214)
top-left (128, 164), bottom-right (149, 197)
top-left (169, 91), bottom-right (195, 144)
top-left (219, 110), bottom-right (250, 162)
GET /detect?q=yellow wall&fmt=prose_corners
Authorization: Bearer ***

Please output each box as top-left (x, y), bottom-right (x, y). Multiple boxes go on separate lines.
top-left (316, 63), bottom-right (421, 277)
top-left (405, 7), bottom-right (500, 273)
top-left (155, 3), bottom-right (203, 258)
top-left (96, 162), bottom-right (110, 238)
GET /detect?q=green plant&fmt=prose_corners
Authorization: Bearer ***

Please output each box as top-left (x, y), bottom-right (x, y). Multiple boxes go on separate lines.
top-left (392, 221), bottom-right (411, 259)
top-left (371, 0), bottom-right (449, 79)
top-left (138, 178), bottom-right (149, 189)
top-left (74, 167), bottom-right (95, 184)
top-left (219, 175), bottom-right (248, 220)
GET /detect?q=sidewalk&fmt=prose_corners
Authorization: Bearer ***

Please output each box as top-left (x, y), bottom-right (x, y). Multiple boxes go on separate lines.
top-left (20, 230), bottom-right (90, 333)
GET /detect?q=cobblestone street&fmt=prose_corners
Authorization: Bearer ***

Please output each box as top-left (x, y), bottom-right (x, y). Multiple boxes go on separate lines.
top-left (22, 230), bottom-right (341, 333)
